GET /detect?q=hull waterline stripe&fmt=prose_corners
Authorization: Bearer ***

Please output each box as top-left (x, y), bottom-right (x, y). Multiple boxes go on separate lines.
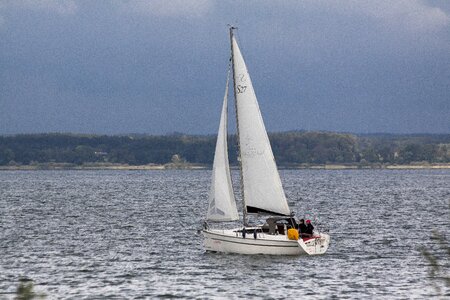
top-left (209, 237), bottom-right (299, 248)
top-left (204, 231), bottom-right (299, 248)
top-left (204, 230), bottom-right (296, 244)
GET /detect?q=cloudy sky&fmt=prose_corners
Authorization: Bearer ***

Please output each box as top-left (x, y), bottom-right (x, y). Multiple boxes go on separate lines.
top-left (1, 0), bottom-right (449, 135)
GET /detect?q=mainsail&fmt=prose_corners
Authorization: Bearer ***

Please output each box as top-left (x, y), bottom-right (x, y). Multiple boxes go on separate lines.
top-left (207, 68), bottom-right (239, 222)
top-left (231, 34), bottom-right (291, 216)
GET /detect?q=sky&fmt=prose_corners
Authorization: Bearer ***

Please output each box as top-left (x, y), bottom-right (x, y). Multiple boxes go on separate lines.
top-left (0, 0), bottom-right (449, 135)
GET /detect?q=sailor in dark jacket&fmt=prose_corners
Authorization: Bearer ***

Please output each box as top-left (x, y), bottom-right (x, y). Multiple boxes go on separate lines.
top-left (305, 219), bottom-right (314, 237)
top-left (298, 219), bottom-right (308, 237)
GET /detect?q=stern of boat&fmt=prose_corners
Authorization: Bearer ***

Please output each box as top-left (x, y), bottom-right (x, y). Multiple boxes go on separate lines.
top-left (297, 232), bottom-right (330, 255)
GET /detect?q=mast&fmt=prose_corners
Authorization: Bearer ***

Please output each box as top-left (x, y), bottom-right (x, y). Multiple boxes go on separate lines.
top-left (229, 27), bottom-right (291, 217)
top-left (229, 26), bottom-right (248, 226)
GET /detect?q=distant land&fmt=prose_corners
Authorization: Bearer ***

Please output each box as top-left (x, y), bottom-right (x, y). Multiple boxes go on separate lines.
top-left (0, 132), bottom-right (449, 170)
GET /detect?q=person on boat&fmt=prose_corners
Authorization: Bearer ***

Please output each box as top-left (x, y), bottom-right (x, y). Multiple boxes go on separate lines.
top-left (305, 219), bottom-right (314, 237)
top-left (298, 219), bottom-right (307, 237)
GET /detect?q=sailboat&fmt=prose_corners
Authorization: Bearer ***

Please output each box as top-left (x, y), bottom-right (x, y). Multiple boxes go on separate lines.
top-left (202, 27), bottom-right (330, 255)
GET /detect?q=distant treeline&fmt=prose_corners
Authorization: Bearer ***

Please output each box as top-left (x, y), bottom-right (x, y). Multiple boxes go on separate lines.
top-left (0, 132), bottom-right (449, 166)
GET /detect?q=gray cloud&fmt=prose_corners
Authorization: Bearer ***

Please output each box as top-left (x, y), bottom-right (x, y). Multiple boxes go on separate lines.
top-left (120, 0), bottom-right (213, 18)
top-left (3, 0), bottom-right (78, 15)
top-left (0, 0), bottom-right (449, 134)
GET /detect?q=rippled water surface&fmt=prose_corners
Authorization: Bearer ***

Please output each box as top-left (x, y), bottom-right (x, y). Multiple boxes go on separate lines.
top-left (0, 169), bottom-right (449, 299)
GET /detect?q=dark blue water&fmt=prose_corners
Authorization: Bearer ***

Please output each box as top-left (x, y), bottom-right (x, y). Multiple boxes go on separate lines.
top-left (0, 169), bottom-right (449, 299)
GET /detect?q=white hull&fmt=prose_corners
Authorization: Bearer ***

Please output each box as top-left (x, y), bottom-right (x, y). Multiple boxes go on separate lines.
top-left (203, 228), bottom-right (330, 256)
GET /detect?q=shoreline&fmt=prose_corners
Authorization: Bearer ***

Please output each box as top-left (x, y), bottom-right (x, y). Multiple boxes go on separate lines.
top-left (1, 163), bottom-right (449, 171)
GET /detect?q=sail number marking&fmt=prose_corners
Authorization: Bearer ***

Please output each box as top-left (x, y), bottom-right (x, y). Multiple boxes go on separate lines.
top-left (237, 73), bottom-right (247, 94)
top-left (237, 85), bottom-right (247, 94)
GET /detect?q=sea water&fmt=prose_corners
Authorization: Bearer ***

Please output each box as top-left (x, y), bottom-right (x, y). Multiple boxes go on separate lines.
top-left (0, 169), bottom-right (449, 299)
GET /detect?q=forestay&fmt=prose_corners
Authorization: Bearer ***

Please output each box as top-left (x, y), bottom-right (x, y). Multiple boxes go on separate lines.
top-left (231, 35), bottom-right (291, 216)
top-left (207, 68), bottom-right (239, 221)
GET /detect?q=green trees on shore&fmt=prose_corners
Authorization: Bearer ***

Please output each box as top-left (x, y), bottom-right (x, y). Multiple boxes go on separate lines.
top-left (0, 132), bottom-right (449, 166)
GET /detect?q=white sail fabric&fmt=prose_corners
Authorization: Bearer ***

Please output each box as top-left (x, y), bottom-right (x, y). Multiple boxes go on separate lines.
top-left (207, 70), bottom-right (239, 222)
top-left (231, 36), bottom-right (291, 216)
